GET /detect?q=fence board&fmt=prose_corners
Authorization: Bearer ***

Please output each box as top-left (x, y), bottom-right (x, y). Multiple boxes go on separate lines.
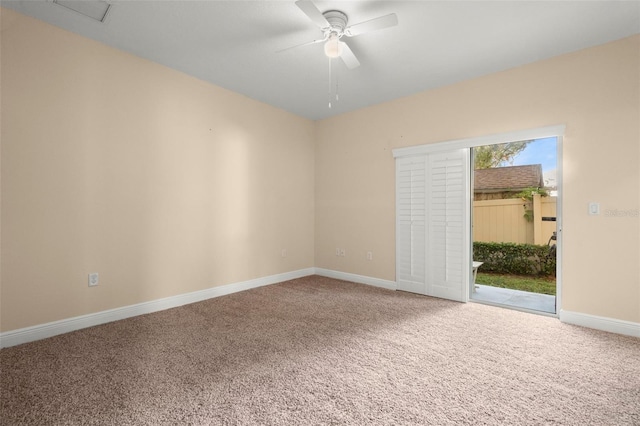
top-left (473, 197), bottom-right (556, 245)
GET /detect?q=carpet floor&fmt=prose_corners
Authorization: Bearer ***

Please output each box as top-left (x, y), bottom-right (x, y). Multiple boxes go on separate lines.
top-left (1, 275), bottom-right (639, 425)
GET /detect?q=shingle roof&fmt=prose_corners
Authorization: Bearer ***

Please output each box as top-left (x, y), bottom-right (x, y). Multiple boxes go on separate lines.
top-left (474, 164), bottom-right (544, 192)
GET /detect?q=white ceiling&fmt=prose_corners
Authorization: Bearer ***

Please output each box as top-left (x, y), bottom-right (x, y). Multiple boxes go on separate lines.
top-left (4, 1), bottom-right (640, 120)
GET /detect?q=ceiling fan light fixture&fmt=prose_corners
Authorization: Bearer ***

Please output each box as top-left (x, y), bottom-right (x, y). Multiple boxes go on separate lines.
top-left (324, 34), bottom-right (343, 58)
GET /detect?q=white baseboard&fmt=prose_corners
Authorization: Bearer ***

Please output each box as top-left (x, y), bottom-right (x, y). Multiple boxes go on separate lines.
top-left (314, 268), bottom-right (397, 291)
top-left (559, 310), bottom-right (640, 338)
top-left (315, 270), bottom-right (640, 339)
top-left (4, 270), bottom-right (635, 348)
top-left (0, 268), bottom-right (315, 349)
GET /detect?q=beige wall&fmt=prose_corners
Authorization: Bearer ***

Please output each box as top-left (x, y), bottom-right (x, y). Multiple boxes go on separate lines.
top-left (316, 35), bottom-right (640, 323)
top-left (1, 9), bottom-right (315, 331)
top-left (1, 8), bottom-right (639, 333)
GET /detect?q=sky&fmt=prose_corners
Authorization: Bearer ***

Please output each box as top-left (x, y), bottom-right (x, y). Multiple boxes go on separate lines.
top-left (510, 137), bottom-right (557, 172)
top-left (509, 136), bottom-right (558, 189)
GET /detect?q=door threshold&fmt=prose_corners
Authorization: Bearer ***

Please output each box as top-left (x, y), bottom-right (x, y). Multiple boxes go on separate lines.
top-left (470, 284), bottom-right (557, 316)
top-left (470, 298), bottom-right (558, 318)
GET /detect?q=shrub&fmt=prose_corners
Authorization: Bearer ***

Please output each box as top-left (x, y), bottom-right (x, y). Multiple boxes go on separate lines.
top-left (473, 242), bottom-right (556, 276)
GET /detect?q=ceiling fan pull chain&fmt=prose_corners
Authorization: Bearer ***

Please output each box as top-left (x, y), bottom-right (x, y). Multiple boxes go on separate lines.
top-left (328, 57), bottom-right (333, 108)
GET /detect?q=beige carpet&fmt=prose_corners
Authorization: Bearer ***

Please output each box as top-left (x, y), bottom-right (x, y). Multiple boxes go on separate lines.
top-left (1, 275), bottom-right (639, 425)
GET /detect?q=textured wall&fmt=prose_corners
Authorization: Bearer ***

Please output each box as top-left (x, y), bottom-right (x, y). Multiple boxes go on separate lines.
top-left (1, 9), bottom-right (316, 331)
top-left (315, 35), bottom-right (640, 323)
top-left (2, 8), bottom-right (638, 331)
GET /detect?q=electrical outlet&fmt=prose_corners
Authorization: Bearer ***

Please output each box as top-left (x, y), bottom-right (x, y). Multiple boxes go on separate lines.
top-left (339, 248), bottom-right (346, 257)
top-left (367, 251), bottom-right (373, 261)
top-left (88, 273), bottom-right (99, 287)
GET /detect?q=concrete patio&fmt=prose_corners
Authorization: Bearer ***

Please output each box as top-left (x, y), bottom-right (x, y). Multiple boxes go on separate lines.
top-left (471, 284), bottom-right (556, 314)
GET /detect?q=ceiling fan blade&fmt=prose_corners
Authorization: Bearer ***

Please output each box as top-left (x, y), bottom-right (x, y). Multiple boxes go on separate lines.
top-left (277, 36), bottom-right (326, 53)
top-left (344, 13), bottom-right (398, 37)
top-left (339, 41), bottom-right (360, 69)
top-left (295, 0), bottom-right (330, 29)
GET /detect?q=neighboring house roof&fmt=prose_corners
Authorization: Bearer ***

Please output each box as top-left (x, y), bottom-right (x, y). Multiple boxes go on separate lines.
top-left (474, 164), bottom-right (544, 193)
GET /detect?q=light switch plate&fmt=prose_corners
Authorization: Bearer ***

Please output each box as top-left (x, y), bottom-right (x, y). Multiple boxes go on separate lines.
top-left (588, 202), bottom-right (600, 216)
top-left (88, 273), bottom-right (99, 287)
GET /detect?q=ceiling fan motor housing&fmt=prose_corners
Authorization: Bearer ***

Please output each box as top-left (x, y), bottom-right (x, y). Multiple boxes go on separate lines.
top-left (323, 10), bottom-right (348, 36)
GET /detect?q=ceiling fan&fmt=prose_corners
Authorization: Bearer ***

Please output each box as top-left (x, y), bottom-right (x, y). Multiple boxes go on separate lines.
top-left (281, 0), bottom-right (398, 69)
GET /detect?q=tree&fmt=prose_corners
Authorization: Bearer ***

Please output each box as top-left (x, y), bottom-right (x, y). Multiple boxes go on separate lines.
top-left (473, 141), bottom-right (531, 169)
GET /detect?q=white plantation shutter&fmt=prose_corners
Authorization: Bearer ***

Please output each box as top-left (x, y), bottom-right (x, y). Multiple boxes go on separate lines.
top-left (395, 148), bottom-right (470, 302)
top-left (426, 150), bottom-right (468, 301)
top-left (396, 156), bottom-right (427, 294)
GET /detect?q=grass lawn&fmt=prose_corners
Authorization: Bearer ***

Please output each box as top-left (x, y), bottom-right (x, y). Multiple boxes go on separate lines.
top-left (475, 272), bottom-right (556, 296)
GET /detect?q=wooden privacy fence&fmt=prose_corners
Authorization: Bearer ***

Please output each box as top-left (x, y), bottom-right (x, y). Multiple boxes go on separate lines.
top-left (473, 195), bottom-right (556, 245)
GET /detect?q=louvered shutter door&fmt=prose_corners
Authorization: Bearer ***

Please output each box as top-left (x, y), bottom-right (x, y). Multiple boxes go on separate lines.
top-left (426, 149), bottom-right (469, 302)
top-left (396, 156), bottom-right (426, 294)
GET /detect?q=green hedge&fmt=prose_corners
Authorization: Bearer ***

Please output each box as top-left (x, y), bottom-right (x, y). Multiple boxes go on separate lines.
top-left (473, 242), bottom-right (556, 276)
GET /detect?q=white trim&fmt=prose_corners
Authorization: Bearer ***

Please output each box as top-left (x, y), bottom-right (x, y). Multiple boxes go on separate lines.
top-left (4, 267), bottom-right (635, 348)
top-left (461, 148), bottom-right (471, 303)
top-left (392, 125), bottom-right (566, 158)
top-left (0, 268), bottom-right (315, 348)
top-left (559, 310), bottom-right (640, 338)
top-left (555, 135), bottom-right (563, 314)
top-left (314, 268), bottom-right (397, 291)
